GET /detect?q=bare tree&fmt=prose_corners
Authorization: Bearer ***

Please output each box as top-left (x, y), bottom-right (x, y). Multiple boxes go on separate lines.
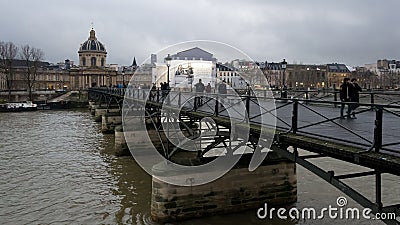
top-left (20, 45), bottom-right (44, 101)
top-left (0, 41), bottom-right (19, 101)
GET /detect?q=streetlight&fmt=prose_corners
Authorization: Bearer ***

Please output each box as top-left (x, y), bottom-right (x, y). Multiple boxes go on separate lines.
top-left (165, 54), bottom-right (172, 87)
top-left (281, 59), bottom-right (287, 99)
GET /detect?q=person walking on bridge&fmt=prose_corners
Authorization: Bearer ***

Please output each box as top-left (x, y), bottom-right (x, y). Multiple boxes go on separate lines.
top-left (194, 79), bottom-right (205, 107)
top-left (340, 78), bottom-right (352, 119)
top-left (349, 78), bottom-right (362, 119)
top-left (205, 83), bottom-right (212, 94)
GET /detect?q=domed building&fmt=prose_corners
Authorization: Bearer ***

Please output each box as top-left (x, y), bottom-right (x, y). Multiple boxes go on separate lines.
top-left (78, 29), bottom-right (107, 68)
top-left (69, 28), bottom-right (118, 90)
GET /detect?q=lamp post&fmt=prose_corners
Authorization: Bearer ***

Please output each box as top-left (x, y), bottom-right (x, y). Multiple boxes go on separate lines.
top-left (281, 59), bottom-right (287, 99)
top-left (165, 54), bottom-right (172, 87)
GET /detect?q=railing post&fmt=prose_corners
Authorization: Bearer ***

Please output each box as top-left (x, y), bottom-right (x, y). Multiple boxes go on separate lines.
top-left (194, 93), bottom-right (198, 111)
top-left (374, 107), bottom-right (383, 153)
top-left (292, 100), bottom-right (298, 134)
top-left (246, 95), bottom-right (250, 119)
top-left (370, 92), bottom-right (375, 110)
top-left (157, 88), bottom-right (160, 103)
top-left (305, 90), bottom-right (309, 105)
top-left (178, 91), bottom-right (181, 108)
top-left (333, 84), bottom-right (338, 108)
top-left (167, 91), bottom-right (171, 106)
top-left (215, 94), bottom-right (219, 116)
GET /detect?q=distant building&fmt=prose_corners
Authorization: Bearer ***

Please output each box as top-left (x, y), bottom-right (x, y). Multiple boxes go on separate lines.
top-left (262, 62), bottom-right (326, 89)
top-left (216, 63), bottom-right (245, 88)
top-left (69, 28), bottom-right (118, 89)
top-left (376, 59), bottom-right (400, 88)
top-left (286, 64), bottom-right (326, 89)
top-left (261, 62), bottom-right (282, 88)
top-left (131, 63), bottom-right (152, 88)
top-left (326, 63), bottom-right (351, 88)
top-left (352, 66), bottom-right (378, 89)
top-left (0, 59), bottom-right (71, 91)
top-left (152, 47), bottom-right (217, 89)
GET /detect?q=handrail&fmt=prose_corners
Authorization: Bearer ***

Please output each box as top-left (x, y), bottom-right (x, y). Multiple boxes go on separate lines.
top-left (89, 87), bottom-right (400, 155)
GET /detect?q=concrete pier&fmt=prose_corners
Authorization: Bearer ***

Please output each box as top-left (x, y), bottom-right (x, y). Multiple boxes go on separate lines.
top-left (151, 155), bottom-right (297, 222)
top-left (114, 125), bottom-right (131, 156)
top-left (101, 112), bottom-right (122, 134)
top-left (89, 104), bottom-right (100, 116)
top-left (94, 108), bottom-right (120, 122)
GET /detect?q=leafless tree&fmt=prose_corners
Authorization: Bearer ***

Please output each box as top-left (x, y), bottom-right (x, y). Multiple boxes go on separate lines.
top-left (20, 44), bottom-right (44, 101)
top-left (0, 41), bottom-right (19, 101)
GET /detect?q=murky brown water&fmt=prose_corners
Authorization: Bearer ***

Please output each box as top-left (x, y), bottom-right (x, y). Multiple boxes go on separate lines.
top-left (0, 110), bottom-right (398, 224)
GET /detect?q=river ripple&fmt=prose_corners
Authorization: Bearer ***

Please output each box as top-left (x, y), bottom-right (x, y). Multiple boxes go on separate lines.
top-left (0, 110), bottom-right (398, 225)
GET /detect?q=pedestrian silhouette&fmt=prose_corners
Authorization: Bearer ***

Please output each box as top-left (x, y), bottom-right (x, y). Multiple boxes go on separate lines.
top-left (349, 78), bottom-right (362, 119)
top-left (339, 78), bottom-right (351, 119)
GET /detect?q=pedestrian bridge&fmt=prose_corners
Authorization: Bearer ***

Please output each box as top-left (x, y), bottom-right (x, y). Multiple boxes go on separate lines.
top-left (88, 87), bottom-right (400, 224)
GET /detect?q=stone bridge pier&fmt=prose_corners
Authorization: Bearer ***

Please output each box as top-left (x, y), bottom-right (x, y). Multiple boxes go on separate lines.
top-left (88, 100), bottom-right (127, 155)
top-left (150, 153), bottom-right (297, 222)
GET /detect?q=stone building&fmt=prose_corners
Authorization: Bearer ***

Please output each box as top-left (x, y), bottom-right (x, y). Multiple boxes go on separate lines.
top-left (216, 63), bottom-right (243, 88)
top-left (261, 62), bottom-right (282, 89)
top-left (262, 62), bottom-right (327, 89)
top-left (286, 64), bottom-right (326, 89)
top-left (69, 28), bottom-right (118, 89)
top-left (326, 63), bottom-right (351, 88)
top-left (0, 59), bottom-right (70, 91)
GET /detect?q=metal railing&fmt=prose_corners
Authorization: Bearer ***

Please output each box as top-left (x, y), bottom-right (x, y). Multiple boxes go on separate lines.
top-left (89, 87), bottom-right (400, 156)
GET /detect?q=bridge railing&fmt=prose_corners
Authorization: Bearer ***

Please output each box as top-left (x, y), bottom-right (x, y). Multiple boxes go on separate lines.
top-left (89, 87), bottom-right (400, 156)
top-left (248, 89), bottom-right (400, 107)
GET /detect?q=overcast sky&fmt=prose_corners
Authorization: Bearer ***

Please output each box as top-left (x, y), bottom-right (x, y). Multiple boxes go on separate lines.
top-left (1, 0), bottom-right (400, 66)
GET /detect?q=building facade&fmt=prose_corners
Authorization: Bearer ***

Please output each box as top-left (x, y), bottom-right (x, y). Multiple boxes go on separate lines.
top-left (286, 64), bottom-right (326, 89)
top-left (216, 63), bottom-right (246, 88)
top-left (69, 28), bottom-right (118, 90)
top-left (376, 59), bottom-right (400, 89)
top-left (0, 59), bottom-right (71, 91)
top-left (262, 62), bottom-right (327, 89)
top-left (152, 47), bottom-right (217, 90)
top-left (326, 63), bottom-right (351, 88)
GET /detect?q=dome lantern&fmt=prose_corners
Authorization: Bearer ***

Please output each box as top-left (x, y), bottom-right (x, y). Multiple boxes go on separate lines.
top-left (78, 28), bottom-right (107, 68)
top-left (89, 29), bottom-right (97, 40)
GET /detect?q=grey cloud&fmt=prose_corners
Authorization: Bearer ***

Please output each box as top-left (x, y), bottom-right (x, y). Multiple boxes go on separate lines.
top-left (1, 0), bottom-right (400, 66)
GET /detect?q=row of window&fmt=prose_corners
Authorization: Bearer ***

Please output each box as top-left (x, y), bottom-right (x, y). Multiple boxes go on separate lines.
top-left (82, 57), bottom-right (105, 67)
top-left (218, 72), bottom-right (237, 77)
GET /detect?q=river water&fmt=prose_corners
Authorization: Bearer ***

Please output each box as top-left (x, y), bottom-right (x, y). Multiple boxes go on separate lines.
top-left (0, 110), bottom-right (398, 224)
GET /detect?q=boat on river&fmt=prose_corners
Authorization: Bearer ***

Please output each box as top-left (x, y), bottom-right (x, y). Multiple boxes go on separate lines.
top-left (0, 101), bottom-right (38, 112)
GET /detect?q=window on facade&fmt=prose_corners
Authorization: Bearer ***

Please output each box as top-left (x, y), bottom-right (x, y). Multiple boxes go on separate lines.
top-left (91, 57), bottom-right (96, 66)
top-left (101, 58), bottom-right (105, 67)
top-left (82, 57), bottom-right (86, 66)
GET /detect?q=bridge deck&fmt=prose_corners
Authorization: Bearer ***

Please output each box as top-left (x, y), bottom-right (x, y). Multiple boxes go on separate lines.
top-left (91, 88), bottom-right (400, 176)
top-left (89, 87), bottom-right (400, 225)
top-left (181, 107), bottom-right (400, 176)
